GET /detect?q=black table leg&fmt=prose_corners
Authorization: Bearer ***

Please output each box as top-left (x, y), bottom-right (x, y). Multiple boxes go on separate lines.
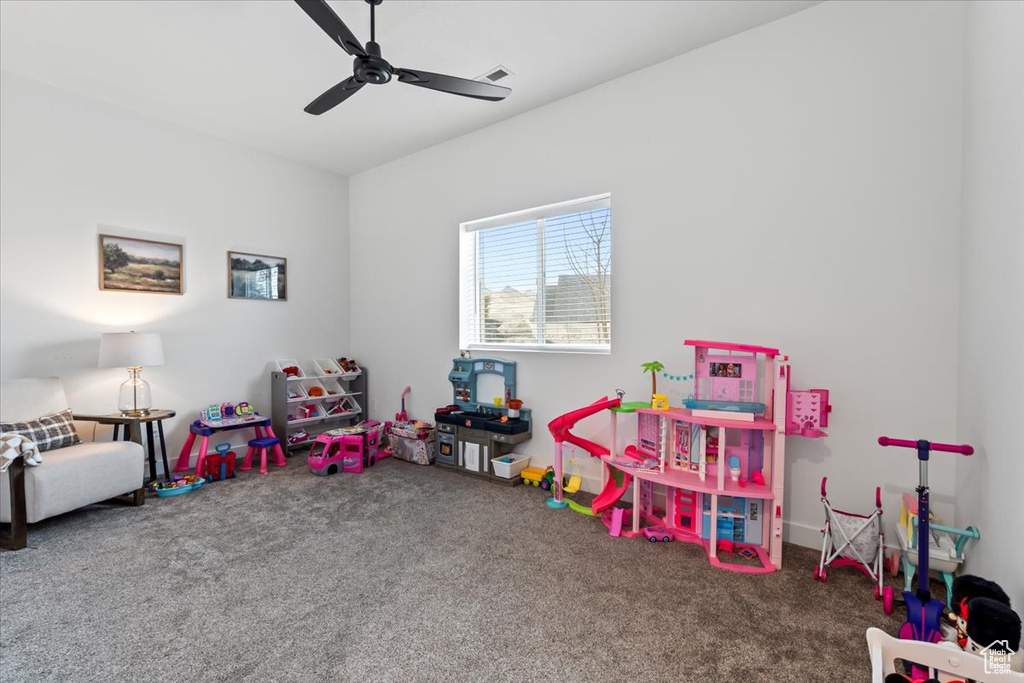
top-left (113, 424), bottom-right (120, 441)
top-left (156, 420), bottom-right (170, 481)
top-left (145, 422), bottom-right (158, 484)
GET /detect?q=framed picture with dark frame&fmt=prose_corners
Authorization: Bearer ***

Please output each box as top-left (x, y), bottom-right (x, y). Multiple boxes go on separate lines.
top-left (228, 251), bottom-right (287, 301)
top-left (99, 234), bottom-right (183, 295)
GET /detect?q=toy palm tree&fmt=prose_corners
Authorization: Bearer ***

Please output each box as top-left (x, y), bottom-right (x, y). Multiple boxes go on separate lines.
top-left (641, 361), bottom-right (665, 398)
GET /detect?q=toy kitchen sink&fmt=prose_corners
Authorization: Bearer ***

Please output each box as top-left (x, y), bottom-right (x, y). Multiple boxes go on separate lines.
top-left (436, 409), bottom-right (530, 434)
top-left (434, 357), bottom-right (532, 486)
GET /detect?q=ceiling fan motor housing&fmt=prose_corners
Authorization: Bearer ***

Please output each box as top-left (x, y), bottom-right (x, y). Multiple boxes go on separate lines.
top-left (295, 0), bottom-right (510, 113)
top-left (355, 41), bottom-right (392, 84)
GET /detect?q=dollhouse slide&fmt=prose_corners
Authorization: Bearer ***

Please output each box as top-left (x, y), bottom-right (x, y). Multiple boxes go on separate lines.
top-left (547, 396), bottom-right (627, 513)
top-left (546, 395), bottom-right (621, 457)
top-left (591, 467), bottom-right (632, 515)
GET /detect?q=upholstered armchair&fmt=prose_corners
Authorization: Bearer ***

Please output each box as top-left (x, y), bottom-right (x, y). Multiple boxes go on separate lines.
top-left (1, 377), bottom-right (146, 550)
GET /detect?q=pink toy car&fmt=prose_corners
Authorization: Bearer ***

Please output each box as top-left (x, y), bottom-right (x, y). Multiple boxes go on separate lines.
top-left (307, 421), bottom-right (384, 476)
top-left (643, 527), bottom-right (673, 543)
top-left (307, 433), bottom-right (364, 476)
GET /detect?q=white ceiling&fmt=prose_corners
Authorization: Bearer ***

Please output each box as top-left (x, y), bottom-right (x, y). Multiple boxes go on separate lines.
top-left (0, 0), bottom-right (820, 176)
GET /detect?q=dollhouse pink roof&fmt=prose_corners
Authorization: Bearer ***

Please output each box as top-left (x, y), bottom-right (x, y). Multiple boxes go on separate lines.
top-left (684, 339), bottom-right (780, 356)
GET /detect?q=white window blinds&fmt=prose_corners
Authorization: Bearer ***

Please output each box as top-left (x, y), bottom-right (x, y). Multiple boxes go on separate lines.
top-left (460, 194), bottom-right (611, 353)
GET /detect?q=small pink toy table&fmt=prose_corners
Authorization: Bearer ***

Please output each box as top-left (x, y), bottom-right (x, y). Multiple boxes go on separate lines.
top-left (173, 414), bottom-right (285, 477)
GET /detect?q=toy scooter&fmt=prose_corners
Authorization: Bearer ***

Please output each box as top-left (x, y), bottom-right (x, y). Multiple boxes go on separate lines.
top-left (396, 386), bottom-right (410, 422)
top-left (878, 436), bottom-right (973, 644)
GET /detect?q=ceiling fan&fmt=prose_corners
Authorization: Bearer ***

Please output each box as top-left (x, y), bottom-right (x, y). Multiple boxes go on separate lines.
top-left (294, 0), bottom-right (512, 115)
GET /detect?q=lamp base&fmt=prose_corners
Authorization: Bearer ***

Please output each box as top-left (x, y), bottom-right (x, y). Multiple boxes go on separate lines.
top-left (117, 367), bottom-right (153, 417)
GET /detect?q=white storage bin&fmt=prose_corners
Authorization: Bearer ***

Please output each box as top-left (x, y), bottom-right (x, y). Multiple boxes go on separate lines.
top-left (314, 358), bottom-right (343, 376)
top-left (300, 379), bottom-right (328, 400)
top-left (324, 395), bottom-right (361, 417)
top-left (288, 403), bottom-right (323, 423)
top-left (276, 359), bottom-right (305, 378)
top-left (286, 384), bottom-right (308, 401)
top-left (336, 357), bottom-right (361, 375)
top-left (491, 453), bottom-right (530, 479)
top-left (320, 377), bottom-right (345, 397)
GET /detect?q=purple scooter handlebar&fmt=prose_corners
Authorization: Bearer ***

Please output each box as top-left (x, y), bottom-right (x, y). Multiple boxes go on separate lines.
top-left (878, 436), bottom-right (974, 455)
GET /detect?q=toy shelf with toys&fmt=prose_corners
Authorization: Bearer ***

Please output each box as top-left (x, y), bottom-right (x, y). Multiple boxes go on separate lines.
top-left (546, 339), bottom-right (831, 575)
top-left (270, 358), bottom-right (368, 451)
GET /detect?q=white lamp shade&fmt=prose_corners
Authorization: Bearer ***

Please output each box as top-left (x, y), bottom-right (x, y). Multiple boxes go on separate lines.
top-left (98, 332), bottom-right (164, 368)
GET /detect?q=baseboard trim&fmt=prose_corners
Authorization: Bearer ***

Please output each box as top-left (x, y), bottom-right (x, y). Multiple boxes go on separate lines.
top-left (783, 520), bottom-right (821, 550)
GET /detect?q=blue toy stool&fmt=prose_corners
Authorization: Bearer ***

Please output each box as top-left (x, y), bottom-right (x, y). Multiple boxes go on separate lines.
top-left (243, 436), bottom-right (284, 474)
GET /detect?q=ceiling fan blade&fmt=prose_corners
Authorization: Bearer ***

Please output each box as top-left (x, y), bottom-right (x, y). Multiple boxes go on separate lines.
top-left (305, 77), bottom-right (365, 115)
top-left (396, 68), bottom-right (510, 102)
top-left (294, 0), bottom-right (366, 57)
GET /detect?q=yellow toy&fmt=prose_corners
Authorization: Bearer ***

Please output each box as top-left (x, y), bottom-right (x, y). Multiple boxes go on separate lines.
top-left (563, 449), bottom-right (582, 494)
top-left (651, 393), bottom-right (669, 410)
top-left (521, 466), bottom-right (554, 491)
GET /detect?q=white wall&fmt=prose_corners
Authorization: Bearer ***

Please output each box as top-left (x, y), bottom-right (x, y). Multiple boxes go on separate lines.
top-left (0, 73), bottom-right (349, 460)
top-left (350, 0), bottom-right (966, 548)
top-left (956, 1), bottom-right (1024, 606)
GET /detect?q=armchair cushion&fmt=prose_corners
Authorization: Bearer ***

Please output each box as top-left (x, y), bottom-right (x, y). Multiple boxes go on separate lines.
top-left (1, 441), bottom-right (143, 523)
top-left (1, 409), bottom-right (81, 452)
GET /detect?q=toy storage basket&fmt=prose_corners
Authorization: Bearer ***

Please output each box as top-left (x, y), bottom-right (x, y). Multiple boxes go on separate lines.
top-left (319, 377), bottom-right (345, 396)
top-left (314, 358), bottom-right (343, 376)
top-left (387, 424), bottom-right (436, 465)
top-left (491, 453), bottom-right (530, 479)
top-left (275, 359), bottom-right (305, 378)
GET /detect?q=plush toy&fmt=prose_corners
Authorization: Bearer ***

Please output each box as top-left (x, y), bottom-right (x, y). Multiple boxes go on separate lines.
top-left (945, 574), bottom-right (1023, 673)
top-left (950, 575), bottom-right (1011, 617)
top-left (961, 597), bottom-right (1021, 654)
top-left (883, 577), bottom-right (1022, 683)
top-left (948, 575), bottom-right (1015, 650)
top-left (0, 433), bottom-right (42, 471)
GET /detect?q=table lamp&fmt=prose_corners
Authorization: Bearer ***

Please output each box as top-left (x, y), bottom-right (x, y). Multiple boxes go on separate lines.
top-left (98, 331), bottom-right (164, 416)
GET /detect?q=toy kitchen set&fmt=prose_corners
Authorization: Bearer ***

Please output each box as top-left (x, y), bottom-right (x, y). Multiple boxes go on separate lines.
top-left (434, 357), bottom-right (532, 486)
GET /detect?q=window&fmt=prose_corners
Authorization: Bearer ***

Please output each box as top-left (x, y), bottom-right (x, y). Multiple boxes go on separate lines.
top-left (460, 193), bottom-right (611, 353)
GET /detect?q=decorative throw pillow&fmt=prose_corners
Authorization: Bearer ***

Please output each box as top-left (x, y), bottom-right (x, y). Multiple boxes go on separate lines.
top-left (0, 409), bottom-right (81, 452)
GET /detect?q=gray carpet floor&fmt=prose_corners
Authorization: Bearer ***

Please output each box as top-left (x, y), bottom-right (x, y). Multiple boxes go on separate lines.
top-left (1, 458), bottom-right (906, 682)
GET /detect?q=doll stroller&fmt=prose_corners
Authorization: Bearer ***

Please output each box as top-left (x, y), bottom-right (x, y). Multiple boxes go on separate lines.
top-left (815, 476), bottom-right (895, 613)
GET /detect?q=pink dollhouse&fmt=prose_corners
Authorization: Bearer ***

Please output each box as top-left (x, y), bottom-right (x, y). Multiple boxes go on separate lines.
top-left (602, 340), bottom-right (831, 573)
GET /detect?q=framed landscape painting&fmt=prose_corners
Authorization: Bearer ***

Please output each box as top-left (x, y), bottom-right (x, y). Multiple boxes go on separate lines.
top-left (228, 251), bottom-right (287, 301)
top-left (99, 234), bottom-right (183, 294)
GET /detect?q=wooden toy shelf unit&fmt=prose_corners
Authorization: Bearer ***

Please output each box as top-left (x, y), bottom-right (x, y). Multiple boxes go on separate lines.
top-left (270, 358), bottom-right (367, 452)
top-left (608, 340), bottom-right (831, 574)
